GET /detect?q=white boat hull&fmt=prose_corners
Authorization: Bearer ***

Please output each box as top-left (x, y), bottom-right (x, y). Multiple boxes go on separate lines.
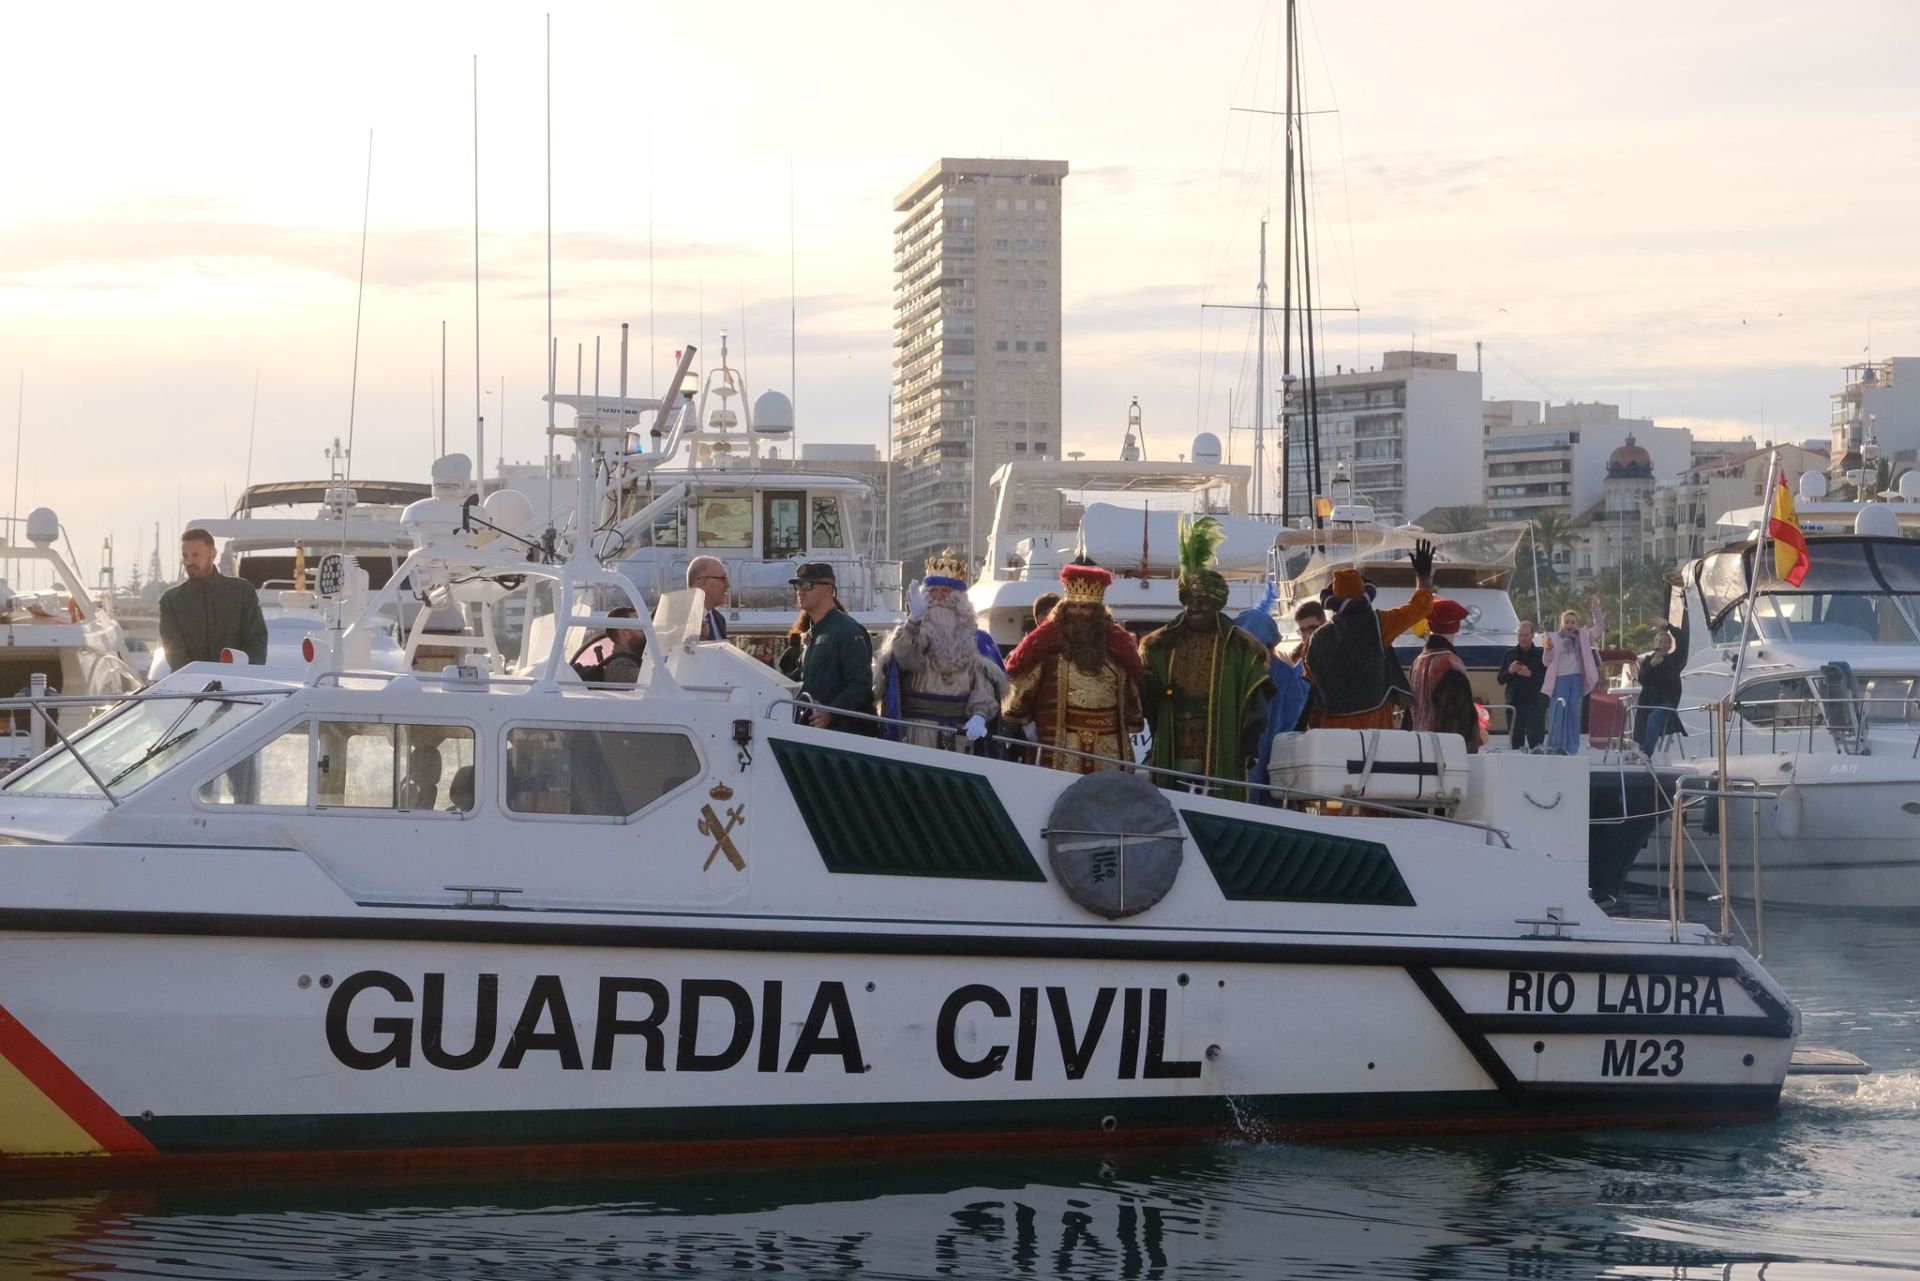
top-left (0, 913), bottom-right (1792, 1168)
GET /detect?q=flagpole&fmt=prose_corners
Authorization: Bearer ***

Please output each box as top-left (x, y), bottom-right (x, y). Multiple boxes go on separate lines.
top-left (1729, 449), bottom-right (1780, 700)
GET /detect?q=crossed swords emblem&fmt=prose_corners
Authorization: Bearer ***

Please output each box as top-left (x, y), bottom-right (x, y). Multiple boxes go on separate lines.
top-left (699, 803), bottom-right (747, 872)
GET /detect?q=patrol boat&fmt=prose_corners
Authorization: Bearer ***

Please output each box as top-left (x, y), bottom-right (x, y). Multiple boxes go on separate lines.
top-left (0, 380), bottom-right (1813, 1174)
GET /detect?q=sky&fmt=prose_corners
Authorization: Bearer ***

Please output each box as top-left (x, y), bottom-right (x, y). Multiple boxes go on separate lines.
top-left (3, 0), bottom-right (1918, 584)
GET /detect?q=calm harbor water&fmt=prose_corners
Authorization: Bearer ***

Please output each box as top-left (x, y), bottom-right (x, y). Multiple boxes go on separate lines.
top-left (3, 896), bottom-right (1915, 1280)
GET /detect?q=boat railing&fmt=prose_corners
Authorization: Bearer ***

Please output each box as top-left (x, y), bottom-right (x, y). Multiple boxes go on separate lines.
top-left (759, 697), bottom-right (1515, 847)
top-left (1662, 771), bottom-right (1776, 956)
top-left (618, 554), bottom-right (904, 613)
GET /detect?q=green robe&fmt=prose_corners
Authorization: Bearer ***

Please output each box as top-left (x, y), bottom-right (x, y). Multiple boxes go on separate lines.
top-left (1139, 613), bottom-right (1274, 802)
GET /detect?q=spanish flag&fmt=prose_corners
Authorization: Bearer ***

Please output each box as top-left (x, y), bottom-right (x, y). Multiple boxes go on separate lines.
top-left (1769, 471), bottom-right (1810, 586)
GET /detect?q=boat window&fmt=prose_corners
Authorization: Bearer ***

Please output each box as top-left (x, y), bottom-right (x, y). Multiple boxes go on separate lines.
top-left (199, 721), bottom-right (312, 807)
top-left (2, 685), bottom-right (271, 800)
top-left (504, 727), bottom-right (700, 818)
top-left (1867, 540), bottom-right (1920, 592)
top-left (1859, 674), bottom-right (1920, 724)
top-left (810, 496), bottom-right (845, 549)
top-left (696, 496), bottom-right (753, 550)
top-left (316, 722), bottom-right (476, 812)
top-left (763, 492), bottom-right (804, 560)
top-left (1734, 677), bottom-right (1821, 729)
top-left (1744, 592), bottom-right (1919, 645)
top-left (638, 505), bottom-right (684, 549)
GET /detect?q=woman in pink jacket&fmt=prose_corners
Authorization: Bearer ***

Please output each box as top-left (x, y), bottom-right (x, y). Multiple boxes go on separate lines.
top-left (1542, 595), bottom-right (1604, 754)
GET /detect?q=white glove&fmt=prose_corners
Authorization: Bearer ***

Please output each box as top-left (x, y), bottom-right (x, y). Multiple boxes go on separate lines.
top-left (1131, 726), bottom-right (1154, 764)
top-left (964, 714), bottom-right (988, 741)
top-left (1022, 721), bottom-right (1040, 743)
top-left (906, 580), bottom-right (928, 621)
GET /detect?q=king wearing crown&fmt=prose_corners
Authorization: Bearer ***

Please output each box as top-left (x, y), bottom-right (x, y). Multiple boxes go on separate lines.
top-left (875, 550), bottom-right (1008, 752)
top-left (1001, 559), bottom-right (1145, 773)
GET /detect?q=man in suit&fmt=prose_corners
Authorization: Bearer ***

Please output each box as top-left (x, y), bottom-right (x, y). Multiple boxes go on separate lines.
top-left (687, 556), bottom-right (730, 641)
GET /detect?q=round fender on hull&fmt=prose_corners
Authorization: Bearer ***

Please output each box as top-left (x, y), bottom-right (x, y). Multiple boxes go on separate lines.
top-left (1044, 771), bottom-right (1184, 918)
top-left (1774, 784), bottom-right (1803, 840)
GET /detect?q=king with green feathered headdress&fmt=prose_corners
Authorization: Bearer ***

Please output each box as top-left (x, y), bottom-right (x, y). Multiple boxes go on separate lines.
top-left (1175, 514), bottom-right (1231, 613)
top-left (1139, 513), bottom-right (1274, 800)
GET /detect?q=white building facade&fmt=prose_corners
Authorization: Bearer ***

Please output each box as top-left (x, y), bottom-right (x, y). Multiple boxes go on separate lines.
top-left (1830, 357), bottom-right (1920, 472)
top-left (1284, 350), bottom-right (1483, 521)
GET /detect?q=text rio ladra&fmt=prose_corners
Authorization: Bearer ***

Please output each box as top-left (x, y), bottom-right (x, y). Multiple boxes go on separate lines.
top-left (324, 972), bottom-right (1203, 1080)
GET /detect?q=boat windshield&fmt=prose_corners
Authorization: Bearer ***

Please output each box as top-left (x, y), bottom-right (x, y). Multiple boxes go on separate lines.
top-left (1702, 539), bottom-right (1920, 645)
top-left (2, 683), bottom-right (274, 800)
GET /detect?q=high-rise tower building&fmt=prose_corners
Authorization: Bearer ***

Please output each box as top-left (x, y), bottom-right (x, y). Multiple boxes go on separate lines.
top-left (890, 158), bottom-right (1067, 574)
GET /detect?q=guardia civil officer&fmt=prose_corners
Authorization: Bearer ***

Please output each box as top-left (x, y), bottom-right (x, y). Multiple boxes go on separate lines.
top-left (790, 562), bottom-right (874, 733)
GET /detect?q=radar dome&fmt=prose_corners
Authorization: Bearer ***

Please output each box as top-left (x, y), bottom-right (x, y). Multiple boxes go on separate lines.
top-left (1798, 471), bottom-right (1828, 500)
top-left (752, 390), bottom-right (794, 436)
top-left (431, 453), bottom-right (474, 497)
top-left (1856, 504), bottom-right (1899, 538)
top-left (25, 508), bottom-right (58, 546)
top-left (1900, 471), bottom-right (1920, 501)
top-left (1190, 432), bottom-right (1222, 465)
top-left (483, 488), bottom-right (535, 532)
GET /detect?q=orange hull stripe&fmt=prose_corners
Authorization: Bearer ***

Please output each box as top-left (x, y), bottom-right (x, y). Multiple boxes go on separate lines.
top-left (0, 1003), bottom-right (155, 1154)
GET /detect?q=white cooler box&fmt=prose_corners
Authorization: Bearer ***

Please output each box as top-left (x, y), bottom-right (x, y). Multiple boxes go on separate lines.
top-left (1267, 729), bottom-right (1470, 807)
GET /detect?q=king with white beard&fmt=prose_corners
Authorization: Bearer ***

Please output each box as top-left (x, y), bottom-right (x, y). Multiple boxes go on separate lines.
top-left (875, 550), bottom-right (1008, 751)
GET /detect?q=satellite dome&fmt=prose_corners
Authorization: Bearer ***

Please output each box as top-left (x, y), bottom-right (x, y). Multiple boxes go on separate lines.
top-left (1799, 471), bottom-right (1829, 500)
top-left (483, 487), bottom-right (535, 532)
top-left (1900, 471), bottom-right (1920, 501)
top-left (752, 390), bottom-right (794, 436)
top-left (1190, 432), bottom-right (1222, 465)
top-left (1856, 504), bottom-right (1899, 538)
top-left (25, 508), bottom-right (58, 546)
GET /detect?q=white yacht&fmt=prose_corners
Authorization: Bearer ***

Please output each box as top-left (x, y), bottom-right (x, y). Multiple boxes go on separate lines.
top-left (524, 337), bottom-right (902, 667)
top-left (0, 388), bottom-right (1825, 1172)
top-left (0, 507), bottom-right (143, 769)
top-left (1641, 473), bottom-right (1920, 908)
top-left (968, 450), bottom-right (1265, 646)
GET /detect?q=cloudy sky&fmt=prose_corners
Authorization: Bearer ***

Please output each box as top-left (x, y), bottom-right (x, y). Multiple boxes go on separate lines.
top-left (3, 0), bottom-right (1916, 581)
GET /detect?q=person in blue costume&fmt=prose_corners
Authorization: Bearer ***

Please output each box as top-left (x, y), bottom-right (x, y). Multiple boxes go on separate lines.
top-left (1235, 585), bottom-right (1311, 803)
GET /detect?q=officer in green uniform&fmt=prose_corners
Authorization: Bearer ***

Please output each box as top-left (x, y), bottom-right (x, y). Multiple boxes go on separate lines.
top-left (789, 562), bottom-right (874, 734)
top-left (158, 528), bottom-right (269, 671)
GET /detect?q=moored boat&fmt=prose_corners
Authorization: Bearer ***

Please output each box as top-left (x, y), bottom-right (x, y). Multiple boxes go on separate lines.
top-left (0, 388), bottom-right (1808, 1176)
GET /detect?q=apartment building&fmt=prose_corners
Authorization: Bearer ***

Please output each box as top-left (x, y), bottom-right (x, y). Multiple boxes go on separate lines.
top-left (890, 158), bottom-right (1067, 573)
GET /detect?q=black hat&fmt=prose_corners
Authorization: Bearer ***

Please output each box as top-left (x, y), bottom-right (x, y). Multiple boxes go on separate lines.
top-left (788, 562), bottom-right (837, 588)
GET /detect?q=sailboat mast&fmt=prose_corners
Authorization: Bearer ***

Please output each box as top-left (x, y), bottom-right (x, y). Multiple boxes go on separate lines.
top-left (1278, 8), bottom-right (1298, 526)
top-left (1254, 221), bottom-right (1267, 517)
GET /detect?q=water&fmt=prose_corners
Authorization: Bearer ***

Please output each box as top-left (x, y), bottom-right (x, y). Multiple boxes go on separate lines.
top-left (3, 898), bottom-right (1915, 1280)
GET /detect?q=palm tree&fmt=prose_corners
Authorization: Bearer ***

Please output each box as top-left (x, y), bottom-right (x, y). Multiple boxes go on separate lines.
top-left (1429, 505), bottom-right (1489, 534)
top-left (1529, 511), bottom-right (1581, 565)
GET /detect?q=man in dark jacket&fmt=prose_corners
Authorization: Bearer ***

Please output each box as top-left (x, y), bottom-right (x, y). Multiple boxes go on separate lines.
top-left (158, 528), bottom-right (268, 671)
top-left (1497, 620), bottom-right (1549, 749)
top-left (790, 562), bottom-right (874, 734)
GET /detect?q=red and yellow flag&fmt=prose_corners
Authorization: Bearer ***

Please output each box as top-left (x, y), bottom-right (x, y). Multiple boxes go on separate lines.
top-left (1769, 471), bottom-right (1810, 586)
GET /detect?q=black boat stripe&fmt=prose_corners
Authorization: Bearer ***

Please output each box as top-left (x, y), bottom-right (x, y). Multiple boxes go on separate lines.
top-left (1405, 965), bottom-right (1526, 1100)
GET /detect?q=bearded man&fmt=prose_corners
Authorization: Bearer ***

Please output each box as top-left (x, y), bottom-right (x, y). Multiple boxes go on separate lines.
top-left (1138, 516), bottom-right (1273, 801)
top-left (876, 550), bottom-right (1008, 751)
top-left (1002, 561), bottom-right (1145, 773)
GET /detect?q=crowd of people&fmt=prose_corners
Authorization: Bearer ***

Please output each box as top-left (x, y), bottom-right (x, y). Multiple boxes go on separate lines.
top-left (566, 526), bottom-right (1679, 787)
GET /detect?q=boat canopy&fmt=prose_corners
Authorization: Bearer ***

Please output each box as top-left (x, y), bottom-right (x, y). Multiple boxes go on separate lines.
top-left (1282, 525), bottom-right (1526, 594)
top-left (233, 481), bottom-right (431, 513)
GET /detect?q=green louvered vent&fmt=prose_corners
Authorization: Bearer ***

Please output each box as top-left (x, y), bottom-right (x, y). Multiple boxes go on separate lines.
top-left (1181, 810), bottom-right (1416, 906)
top-left (771, 739), bottom-right (1045, 881)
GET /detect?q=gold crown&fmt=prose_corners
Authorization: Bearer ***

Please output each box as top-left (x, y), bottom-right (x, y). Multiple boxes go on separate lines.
top-left (1059, 563), bottom-right (1112, 604)
top-left (924, 548), bottom-right (968, 585)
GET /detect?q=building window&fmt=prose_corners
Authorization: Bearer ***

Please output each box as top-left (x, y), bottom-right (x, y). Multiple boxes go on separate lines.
top-left (1015, 199), bottom-right (1029, 211)
top-left (1015, 341), bottom-right (1028, 352)
top-left (1035, 341), bottom-right (1047, 353)
top-left (994, 341), bottom-right (1008, 351)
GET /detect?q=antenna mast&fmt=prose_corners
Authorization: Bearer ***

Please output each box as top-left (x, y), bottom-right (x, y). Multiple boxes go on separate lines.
top-left (344, 130), bottom-right (373, 485)
top-left (1254, 220), bottom-right (1268, 516)
top-left (472, 54), bottom-right (484, 497)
